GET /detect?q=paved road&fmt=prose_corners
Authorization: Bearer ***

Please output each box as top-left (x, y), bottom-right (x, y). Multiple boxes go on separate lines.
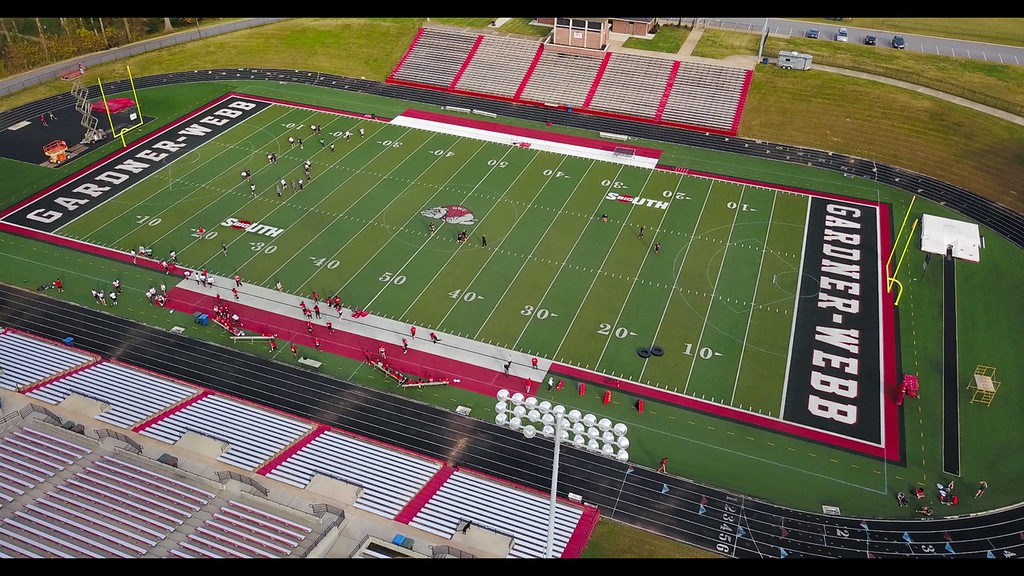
top-left (700, 17), bottom-right (1024, 66)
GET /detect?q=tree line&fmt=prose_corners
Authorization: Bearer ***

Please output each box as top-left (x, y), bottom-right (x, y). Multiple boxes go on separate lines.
top-left (0, 18), bottom-right (214, 78)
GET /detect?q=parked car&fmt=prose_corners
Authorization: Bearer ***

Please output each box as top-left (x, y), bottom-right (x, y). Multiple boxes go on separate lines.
top-left (892, 35), bottom-right (906, 49)
top-left (806, 28), bottom-right (819, 39)
top-left (836, 28), bottom-right (849, 42)
top-left (864, 35), bottom-right (877, 46)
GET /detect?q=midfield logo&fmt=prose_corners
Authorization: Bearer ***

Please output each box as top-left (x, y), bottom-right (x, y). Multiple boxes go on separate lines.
top-left (421, 205), bottom-right (477, 225)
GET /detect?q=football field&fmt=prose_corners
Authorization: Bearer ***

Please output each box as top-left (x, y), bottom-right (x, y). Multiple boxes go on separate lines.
top-left (0, 94), bottom-right (897, 457)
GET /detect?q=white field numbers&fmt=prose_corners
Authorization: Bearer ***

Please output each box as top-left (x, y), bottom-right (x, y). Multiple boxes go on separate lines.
top-left (379, 271), bottom-right (406, 285)
top-left (595, 323), bottom-right (719, 358)
top-left (661, 190), bottom-right (690, 200)
top-left (311, 257), bottom-right (340, 269)
top-left (598, 323), bottom-right (632, 339)
top-left (541, 168), bottom-right (571, 179)
top-left (522, 305), bottom-right (555, 319)
top-left (683, 342), bottom-right (721, 359)
top-left (449, 289), bottom-right (482, 302)
top-left (281, 122), bottom-right (366, 141)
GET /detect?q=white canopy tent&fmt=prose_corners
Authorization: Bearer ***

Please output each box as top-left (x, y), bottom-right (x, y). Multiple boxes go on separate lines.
top-left (920, 214), bottom-right (981, 263)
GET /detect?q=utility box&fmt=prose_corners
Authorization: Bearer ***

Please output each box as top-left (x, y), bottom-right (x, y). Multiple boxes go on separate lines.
top-left (777, 51), bottom-right (813, 70)
top-left (157, 453), bottom-right (179, 468)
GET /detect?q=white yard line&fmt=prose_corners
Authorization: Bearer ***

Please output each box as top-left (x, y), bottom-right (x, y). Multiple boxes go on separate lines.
top-left (360, 140), bottom-right (493, 310)
top-left (638, 179), bottom-right (714, 384)
top-left (593, 169), bottom-right (659, 368)
top-left (211, 108), bottom-right (366, 270)
top-left (101, 105), bottom-right (283, 251)
top-left (778, 199), bottom-right (812, 414)
top-left (550, 165), bottom-right (632, 358)
top-left (199, 107), bottom-right (341, 273)
top-left (385, 140), bottom-right (516, 315)
top-left (414, 148), bottom-right (542, 325)
top-left (471, 156), bottom-right (587, 341)
top-left (730, 191), bottom-right (778, 404)
top-left (682, 185), bottom-right (745, 396)
top-left (261, 126), bottom-right (422, 290)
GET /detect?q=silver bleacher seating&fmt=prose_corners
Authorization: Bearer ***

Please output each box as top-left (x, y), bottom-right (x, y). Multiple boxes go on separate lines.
top-left (0, 330), bottom-right (97, 393)
top-left (266, 429), bottom-right (441, 519)
top-left (408, 470), bottom-right (582, 558)
top-left (139, 394), bottom-right (312, 472)
top-left (26, 361), bottom-right (199, 429)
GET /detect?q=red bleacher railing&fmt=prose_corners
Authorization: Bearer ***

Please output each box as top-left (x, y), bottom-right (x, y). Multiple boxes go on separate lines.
top-left (582, 51), bottom-right (613, 110)
top-left (654, 60), bottom-right (681, 123)
top-left (449, 35), bottom-right (484, 91)
top-left (514, 43), bottom-right (545, 101)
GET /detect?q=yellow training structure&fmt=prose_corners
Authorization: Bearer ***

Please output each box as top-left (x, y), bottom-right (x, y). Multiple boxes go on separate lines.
top-left (968, 365), bottom-right (1000, 406)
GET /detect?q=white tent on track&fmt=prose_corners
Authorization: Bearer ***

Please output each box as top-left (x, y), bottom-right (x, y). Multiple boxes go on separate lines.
top-left (920, 214), bottom-right (981, 262)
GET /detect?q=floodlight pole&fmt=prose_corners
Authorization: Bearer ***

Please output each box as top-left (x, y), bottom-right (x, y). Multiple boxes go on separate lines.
top-left (494, 389), bottom-right (629, 559)
top-left (757, 18), bottom-right (768, 62)
top-left (545, 416), bottom-right (563, 558)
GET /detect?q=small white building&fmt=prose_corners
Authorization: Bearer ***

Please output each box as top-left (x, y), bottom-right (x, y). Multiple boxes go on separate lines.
top-left (777, 51), bottom-right (813, 70)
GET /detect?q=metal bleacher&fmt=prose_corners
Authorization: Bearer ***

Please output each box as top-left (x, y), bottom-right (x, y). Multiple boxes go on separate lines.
top-left (408, 469), bottom-right (583, 559)
top-left (390, 27), bottom-right (479, 88)
top-left (0, 332), bottom-right (589, 558)
top-left (588, 52), bottom-right (676, 119)
top-left (25, 360), bottom-right (200, 429)
top-left (518, 49), bottom-right (603, 108)
top-left (387, 25), bottom-right (750, 135)
top-left (170, 499), bottom-right (312, 558)
top-left (661, 61), bottom-right (748, 131)
top-left (265, 428), bottom-right (442, 519)
top-left (0, 451), bottom-right (208, 558)
top-left (454, 34), bottom-right (541, 98)
top-left (0, 330), bottom-right (99, 393)
top-left (138, 394), bottom-right (313, 472)
top-left (0, 427), bottom-right (92, 507)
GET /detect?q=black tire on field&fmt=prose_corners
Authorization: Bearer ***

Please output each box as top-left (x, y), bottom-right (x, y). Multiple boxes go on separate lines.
top-left (638, 348), bottom-right (651, 358)
top-left (651, 346), bottom-right (664, 357)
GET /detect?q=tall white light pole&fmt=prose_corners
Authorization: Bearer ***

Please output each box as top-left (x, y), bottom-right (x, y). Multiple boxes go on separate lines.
top-left (495, 388), bottom-right (629, 558)
top-left (757, 18), bottom-right (769, 62)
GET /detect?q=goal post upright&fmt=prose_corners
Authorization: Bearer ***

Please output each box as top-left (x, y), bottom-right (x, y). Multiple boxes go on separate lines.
top-left (97, 65), bottom-right (144, 147)
top-left (886, 195), bottom-right (917, 305)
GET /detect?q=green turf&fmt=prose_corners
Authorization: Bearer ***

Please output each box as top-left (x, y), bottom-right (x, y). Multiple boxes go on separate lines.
top-left (51, 97), bottom-right (817, 424)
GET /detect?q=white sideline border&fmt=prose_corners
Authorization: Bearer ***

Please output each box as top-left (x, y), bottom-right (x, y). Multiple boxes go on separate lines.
top-left (391, 115), bottom-right (659, 169)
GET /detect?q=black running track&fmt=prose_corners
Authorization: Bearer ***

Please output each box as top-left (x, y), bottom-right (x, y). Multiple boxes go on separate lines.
top-left (943, 256), bottom-right (961, 476)
top-left (3, 73), bottom-right (1024, 558)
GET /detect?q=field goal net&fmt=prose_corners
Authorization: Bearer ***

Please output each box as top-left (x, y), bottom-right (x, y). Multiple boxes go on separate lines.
top-left (613, 147), bottom-right (637, 159)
